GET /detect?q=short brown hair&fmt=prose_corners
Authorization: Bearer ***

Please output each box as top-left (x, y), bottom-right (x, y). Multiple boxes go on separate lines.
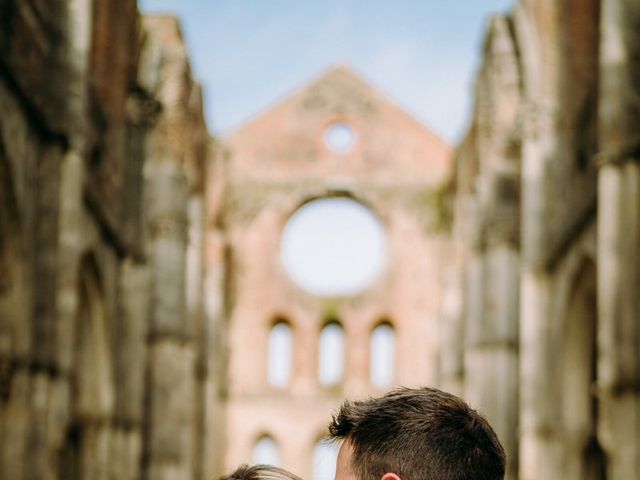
top-left (220, 464), bottom-right (302, 480)
top-left (329, 387), bottom-right (506, 480)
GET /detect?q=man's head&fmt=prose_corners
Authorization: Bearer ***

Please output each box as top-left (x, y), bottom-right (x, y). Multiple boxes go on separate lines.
top-left (329, 387), bottom-right (506, 480)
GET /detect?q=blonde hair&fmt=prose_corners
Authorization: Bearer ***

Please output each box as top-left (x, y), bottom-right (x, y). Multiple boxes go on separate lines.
top-left (220, 464), bottom-right (303, 480)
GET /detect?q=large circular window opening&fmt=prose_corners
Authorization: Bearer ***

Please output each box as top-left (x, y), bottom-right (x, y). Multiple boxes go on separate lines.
top-left (324, 122), bottom-right (356, 153)
top-left (280, 197), bottom-right (387, 297)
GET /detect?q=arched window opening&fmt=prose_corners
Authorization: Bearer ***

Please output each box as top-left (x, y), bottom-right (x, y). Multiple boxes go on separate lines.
top-left (252, 435), bottom-right (280, 466)
top-left (59, 254), bottom-right (114, 480)
top-left (280, 197), bottom-right (387, 297)
top-left (268, 320), bottom-right (293, 388)
top-left (76, 253), bottom-right (114, 417)
top-left (318, 321), bottom-right (345, 387)
top-left (312, 437), bottom-right (340, 480)
top-left (562, 259), bottom-right (607, 480)
top-left (370, 322), bottom-right (395, 388)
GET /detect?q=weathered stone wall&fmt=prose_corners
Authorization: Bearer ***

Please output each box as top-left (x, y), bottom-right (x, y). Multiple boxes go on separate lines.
top-left (451, 1), bottom-right (640, 479)
top-left (0, 2), bottom-right (219, 479)
top-left (596, 1), bottom-right (640, 478)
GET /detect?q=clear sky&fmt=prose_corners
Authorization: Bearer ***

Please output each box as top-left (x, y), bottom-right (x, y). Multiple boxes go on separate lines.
top-left (139, 0), bottom-right (515, 144)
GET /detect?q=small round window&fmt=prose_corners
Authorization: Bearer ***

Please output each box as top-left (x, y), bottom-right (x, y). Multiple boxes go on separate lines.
top-left (324, 122), bottom-right (356, 153)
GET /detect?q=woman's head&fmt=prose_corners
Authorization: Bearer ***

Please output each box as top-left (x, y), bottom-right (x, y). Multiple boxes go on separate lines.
top-left (221, 464), bottom-right (303, 480)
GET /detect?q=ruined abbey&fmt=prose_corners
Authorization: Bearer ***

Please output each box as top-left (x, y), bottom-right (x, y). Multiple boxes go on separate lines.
top-left (0, 1), bottom-right (638, 480)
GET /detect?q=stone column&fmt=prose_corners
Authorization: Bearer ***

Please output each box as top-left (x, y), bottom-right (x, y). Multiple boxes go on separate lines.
top-left (456, 15), bottom-right (522, 478)
top-left (514, 1), bottom-right (563, 478)
top-left (293, 314), bottom-right (319, 395)
top-left (203, 229), bottom-right (227, 479)
top-left (34, 0), bottom-right (94, 477)
top-left (441, 135), bottom-right (475, 398)
top-left (110, 261), bottom-right (150, 480)
top-left (483, 241), bottom-right (519, 478)
top-left (518, 103), bottom-right (566, 478)
top-left (144, 160), bottom-right (194, 480)
top-left (597, 1), bottom-right (640, 478)
top-left (186, 195), bottom-right (211, 480)
top-left (438, 262), bottom-right (464, 396)
top-left (463, 227), bottom-right (488, 402)
top-left (464, 199), bottom-right (520, 480)
top-left (0, 87), bottom-right (35, 480)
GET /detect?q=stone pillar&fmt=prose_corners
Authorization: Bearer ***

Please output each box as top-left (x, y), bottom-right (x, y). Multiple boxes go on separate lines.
top-left (0, 85), bottom-right (34, 480)
top-left (519, 270), bottom-right (558, 480)
top-left (203, 229), bottom-right (227, 479)
top-left (482, 242), bottom-right (519, 478)
top-left (512, 2), bottom-right (564, 478)
top-left (144, 161), bottom-right (194, 480)
top-left (26, 139), bottom-right (64, 480)
top-left (463, 239), bottom-right (487, 396)
top-left (111, 260), bottom-right (150, 480)
top-left (186, 195), bottom-right (211, 480)
top-left (518, 98), bottom-right (568, 480)
top-left (463, 199), bottom-right (490, 423)
top-left (597, 1), bottom-right (640, 478)
top-left (294, 315), bottom-right (319, 395)
top-left (52, 1), bottom-right (95, 478)
top-left (438, 263), bottom-right (464, 396)
top-left (134, 14), bottom-right (212, 480)
top-left (464, 204), bottom-right (520, 480)
top-left (442, 134), bottom-right (475, 398)
top-left (1, 369), bottom-right (30, 479)
top-left (459, 15), bottom-right (521, 478)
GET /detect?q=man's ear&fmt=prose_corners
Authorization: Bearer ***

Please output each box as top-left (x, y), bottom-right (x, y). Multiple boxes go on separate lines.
top-left (381, 473), bottom-right (401, 480)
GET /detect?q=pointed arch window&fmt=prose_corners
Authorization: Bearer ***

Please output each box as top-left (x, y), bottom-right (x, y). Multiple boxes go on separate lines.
top-left (318, 321), bottom-right (345, 387)
top-left (59, 254), bottom-right (114, 480)
top-left (76, 254), bottom-right (114, 416)
top-left (370, 322), bottom-right (395, 388)
top-left (252, 434), bottom-right (279, 466)
top-left (268, 320), bottom-right (293, 388)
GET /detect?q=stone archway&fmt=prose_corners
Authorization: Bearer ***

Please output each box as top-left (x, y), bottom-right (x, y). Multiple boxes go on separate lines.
top-left (59, 253), bottom-right (114, 480)
top-left (560, 258), bottom-right (606, 480)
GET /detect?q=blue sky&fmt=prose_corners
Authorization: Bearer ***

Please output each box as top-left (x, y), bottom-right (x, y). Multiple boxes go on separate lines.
top-left (139, 0), bottom-right (515, 144)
